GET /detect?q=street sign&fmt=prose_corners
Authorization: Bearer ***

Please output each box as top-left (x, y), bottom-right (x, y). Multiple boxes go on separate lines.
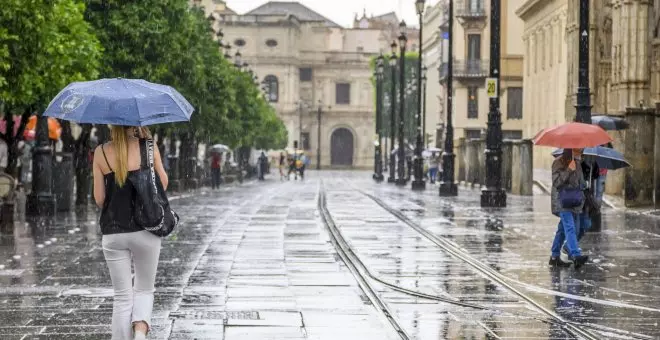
top-left (486, 78), bottom-right (498, 98)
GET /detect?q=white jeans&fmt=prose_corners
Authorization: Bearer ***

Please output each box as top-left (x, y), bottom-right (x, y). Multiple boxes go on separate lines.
top-left (103, 231), bottom-right (161, 340)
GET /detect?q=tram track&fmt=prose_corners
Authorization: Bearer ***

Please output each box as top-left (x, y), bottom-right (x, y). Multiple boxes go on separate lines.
top-left (354, 187), bottom-right (637, 340)
top-left (320, 179), bottom-right (656, 340)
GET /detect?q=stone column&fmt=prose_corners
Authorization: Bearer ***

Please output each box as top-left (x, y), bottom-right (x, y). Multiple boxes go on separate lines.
top-left (501, 141), bottom-right (513, 192)
top-left (624, 107), bottom-right (656, 207)
top-left (456, 138), bottom-right (466, 183)
top-left (611, 0), bottom-right (651, 110)
top-left (520, 140), bottom-right (534, 196)
top-left (477, 139), bottom-right (486, 187)
top-left (466, 140), bottom-right (479, 186)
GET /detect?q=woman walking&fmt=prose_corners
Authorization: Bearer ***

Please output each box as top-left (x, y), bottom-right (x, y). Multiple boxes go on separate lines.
top-left (93, 126), bottom-right (168, 340)
top-left (549, 149), bottom-right (589, 268)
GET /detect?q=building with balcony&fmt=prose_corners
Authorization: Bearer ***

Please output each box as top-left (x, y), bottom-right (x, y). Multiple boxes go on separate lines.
top-left (199, 1), bottom-right (393, 169)
top-left (424, 0), bottom-right (525, 144)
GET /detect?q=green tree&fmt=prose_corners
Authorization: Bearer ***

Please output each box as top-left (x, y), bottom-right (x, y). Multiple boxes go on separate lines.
top-left (0, 0), bottom-right (101, 170)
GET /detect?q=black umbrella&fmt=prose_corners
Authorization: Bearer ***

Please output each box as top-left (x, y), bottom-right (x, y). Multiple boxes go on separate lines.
top-left (591, 115), bottom-right (629, 131)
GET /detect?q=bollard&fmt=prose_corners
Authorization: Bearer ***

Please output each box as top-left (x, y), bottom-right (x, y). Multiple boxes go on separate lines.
top-left (624, 107), bottom-right (656, 207)
top-left (655, 105), bottom-right (660, 209)
top-left (501, 140), bottom-right (513, 192)
top-left (53, 152), bottom-right (74, 212)
top-left (456, 138), bottom-right (466, 183)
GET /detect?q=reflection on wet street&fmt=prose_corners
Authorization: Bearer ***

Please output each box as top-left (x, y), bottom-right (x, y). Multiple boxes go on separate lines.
top-left (1, 171), bottom-right (659, 339)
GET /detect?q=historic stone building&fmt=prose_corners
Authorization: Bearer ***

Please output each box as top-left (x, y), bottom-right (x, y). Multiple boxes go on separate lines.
top-left (423, 0), bottom-right (526, 146)
top-left (197, 1), bottom-right (404, 169)
top-left (518, 0), bottom-right (660, 206)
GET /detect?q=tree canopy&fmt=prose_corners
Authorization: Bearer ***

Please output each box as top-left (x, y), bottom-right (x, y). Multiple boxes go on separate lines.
top-left (83, 0), bottom-right (287, 149)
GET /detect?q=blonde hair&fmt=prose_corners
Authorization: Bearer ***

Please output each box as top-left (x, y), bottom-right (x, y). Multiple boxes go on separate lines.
top-left (110, 126), bottom-right (152, 187)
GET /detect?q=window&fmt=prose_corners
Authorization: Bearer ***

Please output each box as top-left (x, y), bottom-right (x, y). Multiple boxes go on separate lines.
top-left (264, 75), bottom-right (279, 103)
top-left (502, 130), bottom-right (523, 140)
top-left (299, 68), bottom-right (312, 82)
top-left (467, 34), bottom-right (481, 60)
top-left (265, 39), bottom-right (278, 47)
top-left (507, 87), bottom-right (523, 119)
top-left (465, 129), bottom-right (481, 140)
top-left (234, 38), bottom-right (246, 47)
top-left (357, 46), bottom-right (364, 52)
top-left (467, 87), bottom-right (478, 119)
top-left (336, 83), bottom-right (351, 104)
top-left (301, 132), bottom-right (311, 150)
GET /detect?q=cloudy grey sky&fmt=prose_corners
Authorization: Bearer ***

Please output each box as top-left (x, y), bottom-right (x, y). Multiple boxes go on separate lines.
top-left (225, 0), bottom-right (435, 28)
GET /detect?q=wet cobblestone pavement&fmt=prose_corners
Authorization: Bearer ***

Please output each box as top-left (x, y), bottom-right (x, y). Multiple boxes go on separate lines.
top-left (1, 171), bottom-right (659, 339)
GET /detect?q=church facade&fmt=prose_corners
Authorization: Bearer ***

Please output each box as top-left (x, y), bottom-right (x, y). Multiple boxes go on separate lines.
top-left (197, 1), bottom-right (409, 169)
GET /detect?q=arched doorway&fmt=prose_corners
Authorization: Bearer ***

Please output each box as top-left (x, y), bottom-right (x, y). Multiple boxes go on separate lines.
top-left (330, 128), bottom-right (354, 166)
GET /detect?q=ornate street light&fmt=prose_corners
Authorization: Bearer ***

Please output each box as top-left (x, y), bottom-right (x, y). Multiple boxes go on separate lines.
top-left (396, 21), bottom-right (408, 186)
top-left (439, 0), bottom-right (458, 196)
top-left (387, 41), bottom-right (398, 183)
top-left (411, 0), bottom-right (426, 190)
top-left (373, 54), bottom-right (385, 182)
top-left (481, 0), bottom-right (506, 207)
top-left (224, 44), bottom-right (232, 59)
top-left (422, 66), bottom-right (428, 148)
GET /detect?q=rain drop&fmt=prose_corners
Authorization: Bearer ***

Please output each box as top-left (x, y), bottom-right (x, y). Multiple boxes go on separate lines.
top-left (50, 238), bottom-right (57, 242)
top-left (45, 241), bottom-right (52, 245)
top-left (12, 255), bottom-right (21, 260)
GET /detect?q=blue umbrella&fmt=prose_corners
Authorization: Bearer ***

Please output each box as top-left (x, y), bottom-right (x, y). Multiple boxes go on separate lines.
top-left (551, 146), bottom-right (630, 170)
top-left (591, 115), bottom-right (629, 131)
top-left (43, 78), bottom-right (194, 126)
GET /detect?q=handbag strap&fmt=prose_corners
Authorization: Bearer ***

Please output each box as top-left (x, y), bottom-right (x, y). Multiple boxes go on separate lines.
top-left (139, 138), bottom-right (158, 193)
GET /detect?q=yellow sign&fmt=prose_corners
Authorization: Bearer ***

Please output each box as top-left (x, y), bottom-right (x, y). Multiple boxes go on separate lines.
top-left (486, 78), bottom-right (498, 98)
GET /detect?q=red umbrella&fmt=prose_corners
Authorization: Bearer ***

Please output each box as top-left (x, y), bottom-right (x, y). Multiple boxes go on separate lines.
top-left (533, 122), bottom-right (613, 149)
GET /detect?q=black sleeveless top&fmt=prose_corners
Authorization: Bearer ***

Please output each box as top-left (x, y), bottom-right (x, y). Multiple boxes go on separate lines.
top-left (99, 145), bottom-right (142, 235)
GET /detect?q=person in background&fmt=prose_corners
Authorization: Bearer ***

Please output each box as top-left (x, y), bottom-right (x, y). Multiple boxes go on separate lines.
top-left (279, 152), bottom-right (286, 180)
top-left (428, 152), bottom-right (440, 184)
top-left (210, 152), bottom-right (222, 189)
top-left (287, 153), bottom-right (297, 180)
top-left (549, 149), bottom-right (589, 268)
top-left (0, 137), bottom-right (7, 174)
top-left (258, 152), bottom-right (268, 181)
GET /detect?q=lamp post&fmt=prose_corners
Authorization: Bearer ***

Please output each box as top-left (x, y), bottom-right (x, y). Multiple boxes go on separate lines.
top-left (27, 111), bottom-right (56, 215)
top-left (422, 66), bottom-right (428, 148)
top-left (388, 42), bottom-right (398, 183)
top-left (234, 50), bottom-right (242, 69)
top-left (575, 0), bottom-right (591, 124)
top-left (373, 55), bottom-right (385, 182)
top-left (396, 21), bottom-right (408, 186)
top-left (481, 0), bottom-right (506, 207)
top-left (439, 0), bottom-right (458, 196)
top-left (412, 0), bottom-right (426, 190)
top-left (316, 100), bottom-right (322, 170)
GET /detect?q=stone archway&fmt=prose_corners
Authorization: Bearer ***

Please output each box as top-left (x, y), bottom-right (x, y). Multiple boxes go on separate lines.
top-left (330, 128), bottom-right (354, 166)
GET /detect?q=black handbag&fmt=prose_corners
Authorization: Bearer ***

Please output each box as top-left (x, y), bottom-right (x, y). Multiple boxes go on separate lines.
top-left (559, 187), bottom-right (584, 209)
top-left (583, 188), bottom-right (601, 217)
top-left (129, 138), bottom-right (179, 237)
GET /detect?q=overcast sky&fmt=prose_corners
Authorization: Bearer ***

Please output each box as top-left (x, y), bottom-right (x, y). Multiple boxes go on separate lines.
top-left (225, 0), bottom-right (437, 28)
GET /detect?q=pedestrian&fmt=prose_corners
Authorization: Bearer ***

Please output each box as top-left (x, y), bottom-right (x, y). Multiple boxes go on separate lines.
top-left (92, 126), bottom-right (167, 340)
top-left (210, 152), bottom-right (222, 189)
top-left (297, 153), bottom-right (308, 180)
top-left (549, 149), bottom-right (589, 268)
top-left (428, 152), bottom-right (439, 184)
top-left (258, 151), bottom-right (268, 181)
top-left (287, 153), bottom-right (297, 180)
top-left (0, 137), bottom-right (8, 174)
top-left (279, 152), bottom-right (286, 180)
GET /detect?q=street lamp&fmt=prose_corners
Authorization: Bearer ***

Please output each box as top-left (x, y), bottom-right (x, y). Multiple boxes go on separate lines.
top-left (224, 44), bottom-right (232, 59)
top-left (316, 100), bottom-right (323, 170)
top-left (373, 55), bottom-right (385, 182)
top-left (481, 0), bottom-right (507, 207)
top-left (396, 21), bottom-right (408, 186)
top-left (422, 66), bottom-right (428, 148)
top-left (27, 111), bottom-right (57, 215)
top-left (387, 41), bottom-right (398, 183)
top-left (412, 0), bottom-right (426, 190)
top-left (439, 0), bottom-right (458, 196)
top-left (575, 0), bottom-right (591, 124)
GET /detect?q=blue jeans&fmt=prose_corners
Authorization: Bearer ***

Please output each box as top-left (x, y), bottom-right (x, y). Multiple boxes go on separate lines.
top-left (551, 211), bottom-right (582, 258)
top-left (428, 167), bottom-right (438, 182)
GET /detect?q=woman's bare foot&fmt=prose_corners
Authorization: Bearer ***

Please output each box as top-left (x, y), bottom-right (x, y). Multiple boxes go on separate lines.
top-left (133, 321), bottom-right (148, 340)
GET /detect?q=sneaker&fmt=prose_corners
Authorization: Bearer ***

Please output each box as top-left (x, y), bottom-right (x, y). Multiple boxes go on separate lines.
top-left (548, 257), bottom-right (572, 268)
top-left (570, 255), bottom-right (589, 269)
top-left (561, 244), bottom-right (569, 256)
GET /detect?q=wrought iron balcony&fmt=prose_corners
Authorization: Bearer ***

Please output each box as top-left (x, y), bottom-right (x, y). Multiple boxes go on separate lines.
top-left (456, 4), bottom-right (486, 19)
top-left (439, 59), bottom-right (489, 81)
